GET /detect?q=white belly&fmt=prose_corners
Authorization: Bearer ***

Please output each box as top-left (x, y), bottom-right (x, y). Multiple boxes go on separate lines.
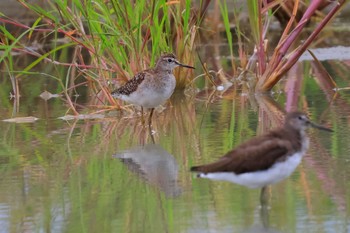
top-left (198, 152), bottom-right (304, 189)
top-left (119, 74), bottom-right (176, 109)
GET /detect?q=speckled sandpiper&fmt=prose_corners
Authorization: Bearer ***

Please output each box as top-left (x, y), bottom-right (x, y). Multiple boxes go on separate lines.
top-left (190, 111), bottom-right (332, 204)
top-left (111, 53), bottom-right (194, 126)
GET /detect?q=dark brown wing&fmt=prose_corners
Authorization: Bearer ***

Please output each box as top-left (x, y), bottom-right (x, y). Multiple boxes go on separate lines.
top-left (191, 130), bottom-right (295, 174)
top-left (111, 71), bottom-right (147, 96)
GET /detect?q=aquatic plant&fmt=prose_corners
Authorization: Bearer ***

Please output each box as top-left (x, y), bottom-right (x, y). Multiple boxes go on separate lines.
top-left (0, 0), bottom-right (347, 113)
top-left (245, 0), bottom-right (346, 92)
top-left (0, 0), bottom-right (206, 113)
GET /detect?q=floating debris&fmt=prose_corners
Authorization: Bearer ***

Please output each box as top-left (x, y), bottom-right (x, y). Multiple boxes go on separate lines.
top-left (2, 116), bottom-right (39, 123)
top-left (58, 114), bottom-right (105, 121)
top-left (39, 91), bottom-right (60, 100)
top-left (216, 85), bottom-right (225, 91)
top-left (217, 69), bottom-right (233, 91)
top-left (333, 87), bottom-right (350, 91)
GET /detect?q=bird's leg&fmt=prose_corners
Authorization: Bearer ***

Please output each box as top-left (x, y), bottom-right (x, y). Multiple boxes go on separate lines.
top-left (141, 107), bottom-right (145, 125)
top-left (259, 186), bottom-right (270, 228)
top-left (148, 108), bottom-right (154, 127)
top-left (260, 186), bottom-right (269, 207)
top-left (148, 121), bottom-right (155, 144)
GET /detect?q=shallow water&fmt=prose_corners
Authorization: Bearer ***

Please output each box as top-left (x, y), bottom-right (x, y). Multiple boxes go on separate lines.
top-left (1, 2), bottom-right (350, 232)
top-left (0, 74), bottom-right (350, 233)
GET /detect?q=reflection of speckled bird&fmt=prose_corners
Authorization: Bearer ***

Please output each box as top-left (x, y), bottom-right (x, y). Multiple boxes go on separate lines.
top-left (111, 54), bottom-right (194, 125)
top-left (114, 144), bottom-right (181, 197)
top-left (191, 112), bottom-right (332, 203)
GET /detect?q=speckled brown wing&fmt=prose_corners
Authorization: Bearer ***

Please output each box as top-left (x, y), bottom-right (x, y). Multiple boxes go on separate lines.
top-left (191, 129), bottom-right (299, 174)
top-left (111, 71), bottom-right (148, 96)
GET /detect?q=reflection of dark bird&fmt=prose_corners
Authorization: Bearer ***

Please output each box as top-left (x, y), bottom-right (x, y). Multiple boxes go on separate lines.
top-left (113, 144), bottom-right (181, 197)
top-left (191, 111), bottom-right (332, 204)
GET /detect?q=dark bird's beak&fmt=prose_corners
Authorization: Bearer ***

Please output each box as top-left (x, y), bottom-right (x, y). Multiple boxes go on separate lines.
top-left (309, 121), bottom-right (333, 132)
top-left (176, 61), bottom-right (195, 69)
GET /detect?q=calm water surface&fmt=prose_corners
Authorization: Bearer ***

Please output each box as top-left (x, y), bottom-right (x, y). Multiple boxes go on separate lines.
top-left (0, 78), bottom-right (349, 233)
top-left (1, 4), bottom-right (350, 230)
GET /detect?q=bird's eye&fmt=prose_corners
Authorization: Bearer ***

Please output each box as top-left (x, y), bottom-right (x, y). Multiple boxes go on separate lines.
top-left (167, 58), bottom-right (173, 62)
top-left (298, 116), bottom-right (304, 120)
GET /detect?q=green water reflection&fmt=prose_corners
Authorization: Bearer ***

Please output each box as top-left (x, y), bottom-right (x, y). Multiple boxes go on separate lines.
top-left (1, 61), bottom-right (350, 233)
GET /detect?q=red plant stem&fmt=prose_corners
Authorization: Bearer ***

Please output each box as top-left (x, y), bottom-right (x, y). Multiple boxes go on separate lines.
top-left (271, 0), bottom-right (324, 71)
top-left (6, 47), bottom-right (115, 71)
top-left (275, 0), bottom-right (345, 77)
top-left (0, 16), bottom-right (99, 56)
top-left (260, 0), bottom-right (345, 92)
top-left (284, 63), bottom-right (302, 112)
top-left (258, 0), bottom-right (266, 75)
top-left (1, 2), bottom-right (99, 58)
top-left (0, 18), bottom-right (51, 32)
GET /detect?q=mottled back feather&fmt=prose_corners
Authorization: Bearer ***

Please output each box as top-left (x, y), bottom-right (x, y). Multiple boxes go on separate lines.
top-left (111, 71), bottom-right (148, 96)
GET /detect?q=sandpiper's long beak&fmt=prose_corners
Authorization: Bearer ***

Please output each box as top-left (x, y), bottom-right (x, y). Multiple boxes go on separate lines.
top-left (176, 61), bottom-right (195, 69)
top-left (309, 121), bottom-right (333, 132)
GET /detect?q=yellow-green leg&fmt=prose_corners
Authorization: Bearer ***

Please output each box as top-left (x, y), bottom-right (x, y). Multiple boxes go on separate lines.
top-left (148, 108), bottom-right (154, 127)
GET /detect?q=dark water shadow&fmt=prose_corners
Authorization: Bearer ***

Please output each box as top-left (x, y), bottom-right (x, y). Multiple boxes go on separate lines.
top-left (240, 204), bottom-right (283, 233)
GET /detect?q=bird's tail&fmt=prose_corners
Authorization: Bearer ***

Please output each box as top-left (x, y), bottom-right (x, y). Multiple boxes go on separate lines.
top-left (190, 166), bottom-right (202, 172)
top-left (110, 90), bottom-right (119, 98)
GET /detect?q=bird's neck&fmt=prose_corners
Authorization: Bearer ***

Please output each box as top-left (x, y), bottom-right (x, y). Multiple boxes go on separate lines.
top-left (285, 125), bottom-right (308, 153)
top-left (154, 67), bottom-right (173, 75)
